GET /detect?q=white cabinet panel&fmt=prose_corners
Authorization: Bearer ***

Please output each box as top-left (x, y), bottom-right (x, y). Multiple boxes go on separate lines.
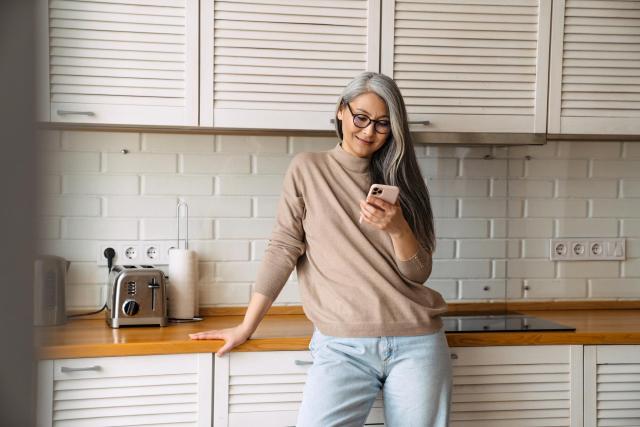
top-left (548, 0), bottom-right (640, 135)
top-left (381, 0), bottom-right (551, 134)
top-left (201, 0), bottom-right (381, 130)
top-left (37, 353), bottom-right (212, 427)
top-left (38, 0), bottom-right (199, 126)
top-left (585, 345), bottom-right (640, 427)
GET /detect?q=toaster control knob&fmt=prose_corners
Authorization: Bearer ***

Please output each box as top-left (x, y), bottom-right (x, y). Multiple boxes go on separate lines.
top-left (122, 300), bottom-right (139, 316)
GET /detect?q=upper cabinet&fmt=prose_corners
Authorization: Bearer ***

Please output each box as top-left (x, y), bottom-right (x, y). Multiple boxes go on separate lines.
top-left (548, 0), bottom-right (640, 135)
top-left (380, 0), bottom-right (551, 134)
top-left (38, 0), bottom-right (199, 126)
top-left (199, 0), bottom-right (381, 130)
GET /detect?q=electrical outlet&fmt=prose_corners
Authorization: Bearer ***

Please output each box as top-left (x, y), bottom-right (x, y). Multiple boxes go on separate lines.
top-left (550, 238), bottom-right (626, 261)
top-left (97, 241), bottom-right (174, 266)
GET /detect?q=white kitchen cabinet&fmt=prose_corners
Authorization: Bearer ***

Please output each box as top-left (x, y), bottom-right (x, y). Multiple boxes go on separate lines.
top-left (199, 0), bottom-right (381, 130)
top-left (380, 0), bottom-right (552, 134)
top-left (548, 0), bottom-right (640, 135)
top-left (36, 353), bottom-right (212, 427)
top-left (213, 350), bottom-right (385, 427)
top-left (37, 0), bottom-right (199, 126)
top-left (449, 345), bottom-right (583, 427)
top-left (584, 345), bottom-right (640, 427)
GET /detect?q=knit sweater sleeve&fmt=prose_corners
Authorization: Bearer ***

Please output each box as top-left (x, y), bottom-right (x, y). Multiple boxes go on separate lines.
top-left (395, 243), bottom-right (432, 284)
top-left (253, 155), bottom-right (307, 301)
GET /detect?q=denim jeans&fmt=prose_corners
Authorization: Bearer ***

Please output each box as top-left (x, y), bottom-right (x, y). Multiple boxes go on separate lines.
top-left (296, 327), bottom-right (452, 427)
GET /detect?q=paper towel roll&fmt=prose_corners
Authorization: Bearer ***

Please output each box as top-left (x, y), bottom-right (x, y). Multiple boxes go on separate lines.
top-left (168, 249), bottom-right (199, 320)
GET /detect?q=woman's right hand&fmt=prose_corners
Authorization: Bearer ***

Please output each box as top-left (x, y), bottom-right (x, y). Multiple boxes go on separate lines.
top-left (189, 324), bottom-right (252, 357)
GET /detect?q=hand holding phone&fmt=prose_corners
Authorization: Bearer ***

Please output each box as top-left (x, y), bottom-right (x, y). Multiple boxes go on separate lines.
top-left (359, 184), bottom-right (400, 224)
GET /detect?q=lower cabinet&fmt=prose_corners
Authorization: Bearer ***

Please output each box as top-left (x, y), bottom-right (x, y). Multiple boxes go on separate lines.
top-left (584, 345), bottom-right (640, 427)
top-left (213, 346), bottom-right (584, 427)
top-left (36, 353), bottom-right (212, 427)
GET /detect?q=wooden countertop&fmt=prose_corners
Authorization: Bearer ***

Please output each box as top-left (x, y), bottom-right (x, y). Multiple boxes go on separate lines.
top-left (35, 309), bottom-right (640, 359)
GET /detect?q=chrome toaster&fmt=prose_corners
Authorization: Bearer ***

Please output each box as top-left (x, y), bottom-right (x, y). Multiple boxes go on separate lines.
top-left (106, 265), bottom-right (168, 328)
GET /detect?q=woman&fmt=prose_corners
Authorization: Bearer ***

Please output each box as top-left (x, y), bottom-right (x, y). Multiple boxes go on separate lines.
top-left (190, 72), bottom-right (452, 427)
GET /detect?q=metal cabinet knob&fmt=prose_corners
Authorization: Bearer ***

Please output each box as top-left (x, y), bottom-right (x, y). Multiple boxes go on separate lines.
top-left (450, 353), bottom-right (458, 360)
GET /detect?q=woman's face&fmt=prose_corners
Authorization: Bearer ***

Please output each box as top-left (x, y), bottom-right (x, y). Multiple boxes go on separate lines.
top-left (337, 92), bottom-right (390, 159)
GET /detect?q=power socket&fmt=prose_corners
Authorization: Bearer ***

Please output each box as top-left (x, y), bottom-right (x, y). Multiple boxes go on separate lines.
top-left (97, 241), bottom-right (176, 266)
top-left (550, 238), bottom-right (625, 261)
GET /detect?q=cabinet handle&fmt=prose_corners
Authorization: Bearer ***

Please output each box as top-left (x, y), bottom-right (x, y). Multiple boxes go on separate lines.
top-left (294, 360), bottom-right (313, 366)
top-left (409, 120), bottom-right (430, 126)
top-left (56, 110), bottom-right (96, 117)
top-left (450, 353), bottom-right (458, 360)
top-left (60, 365), bottom-right (101, 373)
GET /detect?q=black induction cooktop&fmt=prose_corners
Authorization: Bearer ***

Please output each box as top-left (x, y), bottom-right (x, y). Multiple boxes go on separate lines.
top-left (442, 313), bottom-right (575, 333)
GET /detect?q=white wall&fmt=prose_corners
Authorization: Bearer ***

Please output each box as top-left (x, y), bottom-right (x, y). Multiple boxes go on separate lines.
top-left (36, 131), bottom-right (640, 309)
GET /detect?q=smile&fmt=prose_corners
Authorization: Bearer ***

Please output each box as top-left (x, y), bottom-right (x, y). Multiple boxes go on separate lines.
top-left (355, 136), bottom-right (373, 144)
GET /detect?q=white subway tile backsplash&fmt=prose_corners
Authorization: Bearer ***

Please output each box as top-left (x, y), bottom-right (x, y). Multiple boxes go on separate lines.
top-left (273, 282), bottom-right (302, 304)
top-left (255, 156), bottom-right (294, 174)
top-left (491, 219), bottom-right (507, 238)
top-left (251, 240), bottom-right (268, 261)
top-left (104, 152), bottom-right (177, 173)
top-left (106, 196), bottom-right (176, 217)
top-left (460, 198), bottom-right (506, 218)
top-left (507, 239), bottom-right (521, 258)
top-left (621, 220), bottom-right (640, 237)
top-left (508, 141), bottom-right (557, 158)
top-left (593, 160), bottom-right (640, 178)
top-left (290, 137), bottom-right (337, 153)
top-left (62, 131), bottom-right (140, 152)
top-left (37, 239), bottom-right (98, 262)
top-left (524, 279), bottom-right (588, 299)
top-left (39, 218), bottom-right (60, 240)
top-left (255, 197), bottom-right (279, 218)
top-left (63, 175), bottom-right (139, 195)
top-left (182, 154), bottom-right (250, 174)
top-left (425, 280), bottom-right (457, 299)
top-left (627, 239), bottom-right (640, 257)
top-left (140, 219), bottom-right (213, 240)
top-left (200, 282), bottom-right (252, 306)
top-left (143, 175), bottom-right (213, 195)
top-left (62, 218), bottom-right (138, 240)
top-left (426, 146), bottom-right (492, 158)
top-left (526, 199), bottom-right (588, 218)
top-left (142, 133), bottom-right (214, 153)
top-left (556, 180), bottom-right (618, 198)
top-left (430, 197), bottom-right (456, 218)
top-left (493, 260), bottom-right (506, 278)
top-left (435, 219), bottom-right (489, 238)
top-left (622, 258), bottom-right (640, 277)
top-left (507, 259), bottom-right (554, 278)
top-left (433, 239), bottom-right (455, 259)
top-left (558, 261), bottom-right (619, 278)
top-left (67, 262), bottom-right (104, 284)
top-left (621, 180), bottom-right (640, 198)
top-left (431, 260), bottom-right (491, 279)
top-left (66, 284), bottom-right (106, 309)
top-left (556, 219), bottom-right (618, 238)
top-left (217, 219), bottom-right (275, 239)
top-left (217, 135), bottom-right (288, 153)
top-left (40, 196), bottom-right (101, 217)
top-left (418, 158), bottom-right (458, 177)
top-left (181, 196), bottom-right (252, 218)
top-left (592, 199), bottom-right (640, 218)
top-left (624, 142), bottom-right (640, 159)
top-left (43, 152), bottom-right (101, 173)
top-left (491, 179), bottom-right (507, 197)
top-left (507, 180), bottom-right (554, 198)
top-left (188, 240), bottom-right (250, 261)
top-left (459, 280), bottom-right (505, 299)
top-left (218, 175), bottom-right (284, 195)
top-left (507, 200), bottom-right (524, 218)
top-left (526, 159), bottom-right (588, 178)
top-left (427, 179), bottom-right (488, 197)
top-left (508, 160), bottom-right (525, 177)
top-left (590, 279), bottom-right (640, 298)
top-left (460, 159), bottom-right (507, 177)
top-left (557, 141), bottom-right (621, 159)
top-left (508, 219), bottom-right (554, 238)
top-left (198, 262), bottom-right (216, 283)
top-left (522, 239), bottom-right (550, 258)
top-left (216, 262), bottom-right (260, 282)
top-left (457, 239), bottom-right (506, 258)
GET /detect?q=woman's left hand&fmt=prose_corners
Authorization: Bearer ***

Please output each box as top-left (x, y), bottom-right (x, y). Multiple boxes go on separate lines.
top-left (359, 196), bottom-right (408, 237)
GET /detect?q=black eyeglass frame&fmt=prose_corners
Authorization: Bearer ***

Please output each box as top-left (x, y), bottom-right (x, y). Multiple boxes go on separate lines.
top-left (344, 102), bottom-right (391, 134)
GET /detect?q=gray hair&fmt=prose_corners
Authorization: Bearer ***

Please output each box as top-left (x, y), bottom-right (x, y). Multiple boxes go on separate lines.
top-left (334, 72), bottom-right (436, 253)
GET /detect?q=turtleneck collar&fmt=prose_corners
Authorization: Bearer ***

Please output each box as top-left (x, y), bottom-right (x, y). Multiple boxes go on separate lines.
top-left (329, 143), bottom-right (371, 174)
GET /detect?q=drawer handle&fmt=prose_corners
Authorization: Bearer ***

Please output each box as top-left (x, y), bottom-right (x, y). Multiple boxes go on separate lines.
top-left (450, 353), bottom-right (458, 360)
top-left (294, 360), bottom-right (313, 366)
top-left (56, 110), bottom-right (96, 117)
top-left (409, 120), bottom-right (430, 126)
top-left (60, 365), bottom-right (101, 373)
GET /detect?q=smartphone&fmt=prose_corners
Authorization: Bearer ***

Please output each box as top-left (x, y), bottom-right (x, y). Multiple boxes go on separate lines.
top-left (359, 184), bottom-right (400, 224)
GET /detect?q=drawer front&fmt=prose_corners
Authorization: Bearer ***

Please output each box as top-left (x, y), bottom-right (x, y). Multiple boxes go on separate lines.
top-left (54, 354), bottom-right (199, 380)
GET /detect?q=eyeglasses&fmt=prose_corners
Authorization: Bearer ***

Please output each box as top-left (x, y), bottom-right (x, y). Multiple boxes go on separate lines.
top-left (345, 103), bottom-right (391, 134)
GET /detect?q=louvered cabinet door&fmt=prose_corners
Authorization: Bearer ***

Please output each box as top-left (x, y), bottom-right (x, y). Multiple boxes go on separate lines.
top-left (380, 0), bottom-right (551, 134)
top-left (200, 0), bottom-right (381, 130)
top-left (36, 353), bottom-right (212, 427)
top-left (38, 0), bottom-right (199, 125)
top-left (548, 0), bottom-right (640, 135)
top-left (584, 345), bottom-right (640, 427)
top-left (450, 345), bottom-right (584, 427)
top-left (213, 351), bottom-right (385, 427)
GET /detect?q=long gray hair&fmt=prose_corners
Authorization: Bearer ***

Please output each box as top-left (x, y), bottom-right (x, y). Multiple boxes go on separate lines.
top-left (334, 72), bottom-right (435, 253)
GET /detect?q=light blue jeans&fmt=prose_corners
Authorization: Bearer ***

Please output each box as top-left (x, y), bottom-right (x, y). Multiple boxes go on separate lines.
top-left (296, 327), bottom-right (452, 427)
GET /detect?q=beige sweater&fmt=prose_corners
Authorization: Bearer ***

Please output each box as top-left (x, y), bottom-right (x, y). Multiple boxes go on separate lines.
top-left (254, 143), bottom-right (448, 337)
